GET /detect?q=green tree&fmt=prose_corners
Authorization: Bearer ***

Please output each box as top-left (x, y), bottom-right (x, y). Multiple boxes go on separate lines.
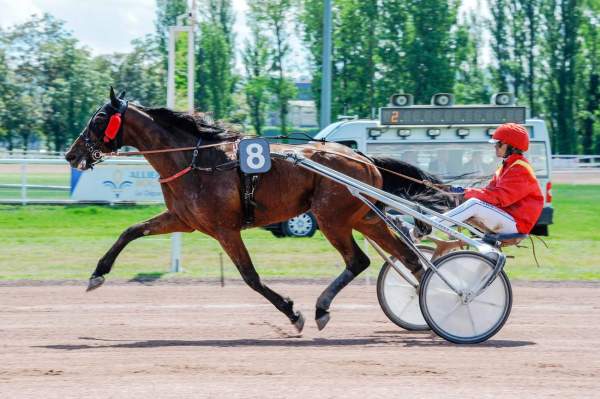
top-left (522, 0), bottom-right (542, 116)
top-left (155, 0), bottom-right (188, 107)
top-left (542, 0), bottom-right (580, 154)
top-left (2, 14), bottom-right (115, 151)
top-left (297, 0), bottom-right (325, 116)
top-left (335, 0), bottom-right (380, 117)
top-left (111, 35), bottom-right (166, 106)
top-left (376, 0), bottom-right (411, 107)
top-left (195, 0), bottom-right (236, 118)
top-left (300, 0), bottom-right (382, 119)
top-left (2, 14), bottom-right (65, 149)
top-left (488, 0), bottom-right (543, 112)
top-left (250, 0), bottom-right (296, 135)
top-left (489, 0), bottom-right (511, 91)
top-left (196, 23), bottom-right (234, 118)
top-left (405, 0), bottom-right (458, 103)
top-left (0, 45), bottom-right (8, 142)
top-left (242, 24), bottom-right (270, 135)
top-left (453, 12), bottom-right (492, 104)
top-left (204, 0), bottom-right (235, 52)
top-left (578, 1), bottom-right (600, 154)
top-left (155, 0), bottom-right (188, 64)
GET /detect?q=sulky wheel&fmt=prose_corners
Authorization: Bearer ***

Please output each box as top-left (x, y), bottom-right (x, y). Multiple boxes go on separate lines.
top-left (376, 245), bottom-right (434, 331)
top-left (419, 251), bottom-right (512, 344)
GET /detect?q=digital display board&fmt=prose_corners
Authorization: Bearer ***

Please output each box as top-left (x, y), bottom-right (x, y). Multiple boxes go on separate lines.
top-left (380, 106), bottom-right (526, 126)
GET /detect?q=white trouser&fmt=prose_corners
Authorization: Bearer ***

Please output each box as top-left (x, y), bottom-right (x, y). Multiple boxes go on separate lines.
top-left (432, 198), bottom-right (518, 234)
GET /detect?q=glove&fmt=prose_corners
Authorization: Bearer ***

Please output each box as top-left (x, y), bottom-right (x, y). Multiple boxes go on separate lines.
top-left (449, 186), bottom-right (465, 193)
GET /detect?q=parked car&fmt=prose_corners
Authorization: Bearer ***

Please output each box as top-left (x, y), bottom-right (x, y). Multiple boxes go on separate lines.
top-left (264, 212), bottom-right (318, 238)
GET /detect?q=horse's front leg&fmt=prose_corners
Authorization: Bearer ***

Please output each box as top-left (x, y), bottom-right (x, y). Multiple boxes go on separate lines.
top-left (88, 211), bottom-right (193, 291)
top-left (216, 230), bottom-right (305, 333)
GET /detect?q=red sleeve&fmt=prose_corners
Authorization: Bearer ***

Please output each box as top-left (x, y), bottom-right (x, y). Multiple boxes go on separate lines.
top-left (464, 166), bottom-right (534, 207)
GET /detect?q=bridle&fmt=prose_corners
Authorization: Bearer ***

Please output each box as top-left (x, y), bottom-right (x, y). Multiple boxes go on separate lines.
top-left (80, 98), bottom-right (129, 166)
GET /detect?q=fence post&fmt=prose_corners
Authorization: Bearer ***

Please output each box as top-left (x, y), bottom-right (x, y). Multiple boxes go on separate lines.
top-left (363, 237), bottom-right (371, 285)
top-left (20, 160), bottom-right (27, 205)
top-left (171, 233), bottom-right (182, 272)
top-left (219, 252), bottom-right (224, 287)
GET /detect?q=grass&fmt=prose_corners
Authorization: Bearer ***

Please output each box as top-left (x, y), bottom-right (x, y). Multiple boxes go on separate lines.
top-left (0, 184), bottom-right (598, 281)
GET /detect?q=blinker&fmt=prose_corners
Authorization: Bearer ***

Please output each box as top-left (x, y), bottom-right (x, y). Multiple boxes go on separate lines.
top-left (103, 113), bottom-right (122, 142)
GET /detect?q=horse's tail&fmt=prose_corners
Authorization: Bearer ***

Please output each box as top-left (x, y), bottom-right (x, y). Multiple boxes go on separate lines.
top-left (371, 156), bottom-right (454, 213)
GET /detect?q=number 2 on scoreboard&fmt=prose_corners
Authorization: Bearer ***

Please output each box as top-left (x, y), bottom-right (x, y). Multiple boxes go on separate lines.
top-left (390, 111), bottom-right (399, 123)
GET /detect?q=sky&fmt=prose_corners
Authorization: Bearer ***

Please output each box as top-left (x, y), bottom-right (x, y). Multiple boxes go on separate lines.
top-left (0, 0), bottom-right (482, 72)
top-left (0, 0), bottom-right (253, 55)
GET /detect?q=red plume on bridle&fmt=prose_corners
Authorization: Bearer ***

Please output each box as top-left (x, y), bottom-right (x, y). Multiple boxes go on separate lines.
top-left (103, 113), bottom-right (122, 142)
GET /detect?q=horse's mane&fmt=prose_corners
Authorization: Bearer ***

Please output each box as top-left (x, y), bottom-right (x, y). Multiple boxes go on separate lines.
top-left (138, 106), bottom-right (243, 142)
top-left (371, 156), bottom-right (455, 213)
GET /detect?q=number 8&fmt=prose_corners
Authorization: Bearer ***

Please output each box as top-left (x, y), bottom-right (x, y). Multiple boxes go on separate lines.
top-left (246, 143), bottom-right (266, 169)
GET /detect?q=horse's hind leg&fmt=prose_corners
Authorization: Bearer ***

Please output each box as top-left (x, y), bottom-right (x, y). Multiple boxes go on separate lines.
top-left (314, 226), bottom-right (370, 330)
top-left (88, 210), bottom-right (193, 291)
top-left (216, 230), bottom-right (305, 333)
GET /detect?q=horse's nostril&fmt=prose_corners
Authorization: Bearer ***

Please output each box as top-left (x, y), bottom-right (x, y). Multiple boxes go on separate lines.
top-left (65, 153), bottom-right (76, 162)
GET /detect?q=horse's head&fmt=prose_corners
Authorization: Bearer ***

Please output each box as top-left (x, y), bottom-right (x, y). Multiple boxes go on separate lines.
top-left (65, 87), bottom-right (128, 170)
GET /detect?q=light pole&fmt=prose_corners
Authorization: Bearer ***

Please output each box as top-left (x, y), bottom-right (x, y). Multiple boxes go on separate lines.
top-left (320, 0), bottom-right (332, 129)
top-left (168, 0), bottom-right (196, 273)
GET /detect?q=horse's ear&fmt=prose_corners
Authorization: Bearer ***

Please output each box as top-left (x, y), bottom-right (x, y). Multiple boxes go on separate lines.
top-left (109, 86), bottom-right (119, 107)
top-left (118, 90), bottom-right (126, 99)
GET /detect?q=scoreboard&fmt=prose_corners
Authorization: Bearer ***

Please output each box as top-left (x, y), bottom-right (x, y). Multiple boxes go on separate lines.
top-left (380, 106), bottom-right (526, 126)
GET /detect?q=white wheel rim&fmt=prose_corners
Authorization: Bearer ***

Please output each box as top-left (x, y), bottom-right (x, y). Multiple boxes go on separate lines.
top-left (382, 247), bottom-right (433, 328)
top-left (287, 214), bottom-right (313, 236)
top-left (424, 254), bottom-right (509, 340)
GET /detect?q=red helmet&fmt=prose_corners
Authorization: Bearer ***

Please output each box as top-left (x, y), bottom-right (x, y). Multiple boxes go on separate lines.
top-left (489, 123), bottom-right (529, 152)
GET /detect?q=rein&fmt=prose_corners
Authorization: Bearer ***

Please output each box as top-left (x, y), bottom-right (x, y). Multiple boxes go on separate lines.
top-left (100, 140), bottom-right (452, 193)
top-left (307, 147), bottom-right (456, 196)
top-left (102, 142), bottom-right (233, 157)
top-left (101, 141), bottom-right (240, 184)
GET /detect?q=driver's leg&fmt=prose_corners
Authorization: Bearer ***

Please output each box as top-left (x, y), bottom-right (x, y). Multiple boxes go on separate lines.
top-left (432, 198), bottom-right (518, 234)
top-left (393, 198), bottom-right (518, 242)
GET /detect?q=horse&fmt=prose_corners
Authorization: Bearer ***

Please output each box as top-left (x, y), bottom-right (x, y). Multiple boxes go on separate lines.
top-left (65, 88), bottom-right (451, 332)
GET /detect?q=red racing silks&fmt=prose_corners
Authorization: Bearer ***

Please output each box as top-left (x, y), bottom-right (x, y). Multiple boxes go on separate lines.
top-left (464, 154), bottom-right (544, 234)
top-left (103, 113), bottom-right (122, 142)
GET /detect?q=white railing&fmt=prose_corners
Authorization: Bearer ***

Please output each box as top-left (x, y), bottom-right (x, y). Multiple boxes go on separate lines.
top-left (0, 149), bottom-right (66, 159)
top-left (551, 155), bottom-right (600, 170)
top-left (0, 157), bottom-right (155, 205)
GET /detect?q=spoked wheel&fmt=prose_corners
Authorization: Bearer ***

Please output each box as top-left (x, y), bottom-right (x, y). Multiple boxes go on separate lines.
top-left (376, 245), bottom-right (434, 331)
top-left (419, 251), bottom-right (512, 344)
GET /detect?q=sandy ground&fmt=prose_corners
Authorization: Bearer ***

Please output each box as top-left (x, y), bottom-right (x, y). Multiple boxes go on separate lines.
top-left (1, 281), bottom-right (599, 398)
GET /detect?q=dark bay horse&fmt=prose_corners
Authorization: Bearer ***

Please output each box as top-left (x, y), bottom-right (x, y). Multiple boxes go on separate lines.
top-left (65, 88), bottom-right (450, 332)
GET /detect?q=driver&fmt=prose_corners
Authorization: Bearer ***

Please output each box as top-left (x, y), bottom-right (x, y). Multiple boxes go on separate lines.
top-left (398, 123), bottom-right (544, 241)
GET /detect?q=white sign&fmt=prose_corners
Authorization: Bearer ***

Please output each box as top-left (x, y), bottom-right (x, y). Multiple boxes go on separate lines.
top-left (71, 165), bottom-right (164, 202)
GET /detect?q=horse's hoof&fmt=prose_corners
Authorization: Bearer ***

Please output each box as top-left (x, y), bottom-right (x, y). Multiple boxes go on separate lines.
top-left (315, 310), bottom-right (330, 331)
top-left (292, 311), bottom-right (305, 333)
top-left (86, 276), bottom-right (105, 292)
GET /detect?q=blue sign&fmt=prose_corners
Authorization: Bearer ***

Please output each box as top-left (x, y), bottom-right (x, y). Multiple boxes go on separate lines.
top-left (239, 138), bottom-right (272, 174)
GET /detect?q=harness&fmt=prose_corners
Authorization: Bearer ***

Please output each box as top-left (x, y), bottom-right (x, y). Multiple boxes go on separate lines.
top-left (81, 99), bottom-right (129, 165)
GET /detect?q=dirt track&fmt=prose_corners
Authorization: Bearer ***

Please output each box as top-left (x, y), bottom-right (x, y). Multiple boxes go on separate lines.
top-left (1, 281), bottom-right (599, 398)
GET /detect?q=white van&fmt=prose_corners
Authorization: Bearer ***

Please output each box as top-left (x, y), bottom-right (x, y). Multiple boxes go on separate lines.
top-left (312, 96), bottom-right (554, 235)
